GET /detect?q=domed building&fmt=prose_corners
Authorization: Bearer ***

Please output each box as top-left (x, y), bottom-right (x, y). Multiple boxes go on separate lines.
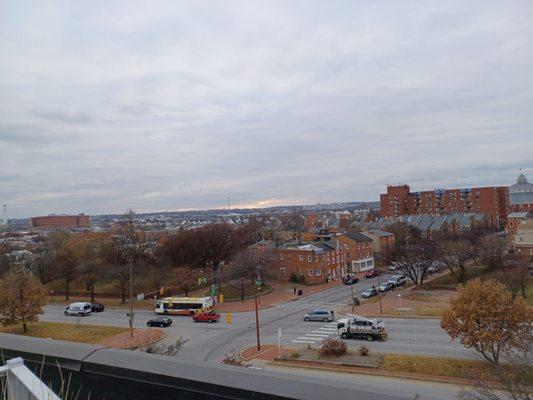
top-left (509, 170), bottom-right (533, 212)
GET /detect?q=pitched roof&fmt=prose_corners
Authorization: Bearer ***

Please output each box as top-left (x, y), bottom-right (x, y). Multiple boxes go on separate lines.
top-left (367, 229), bottom-right (394, 238)
top-left (343, 232), bottom-right (373, 243)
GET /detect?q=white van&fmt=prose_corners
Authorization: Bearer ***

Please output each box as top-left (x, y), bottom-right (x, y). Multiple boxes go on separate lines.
top-left (64, 302), bottom-right (92, 316)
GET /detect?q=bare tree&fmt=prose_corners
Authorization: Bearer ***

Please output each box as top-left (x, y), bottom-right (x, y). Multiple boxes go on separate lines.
top-left (438, 239), bottom-right (476, 284)
top-left (394, 237), bottom-right (436, 285)
top-left (230, 248), bottom-right (276, 284)
top-left (281, 212), bottom-right (306, 241)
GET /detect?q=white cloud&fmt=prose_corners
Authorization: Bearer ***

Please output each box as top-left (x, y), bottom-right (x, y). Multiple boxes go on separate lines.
top-left (0, 0), bottom-right (532, 217)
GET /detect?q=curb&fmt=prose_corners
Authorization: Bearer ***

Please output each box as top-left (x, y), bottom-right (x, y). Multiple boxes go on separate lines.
top-left (269, 358), bottom-right (476, 386)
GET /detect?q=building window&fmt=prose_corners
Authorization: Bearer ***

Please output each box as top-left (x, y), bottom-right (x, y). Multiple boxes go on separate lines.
top-left (280, 267), bottom-right (286, 276)
top-left (314, 256), bottom-right (318, 262)
top-left (299, 255), bottom-right (303, 261)
top-left (299, 268), bottom-right (304, 276)
top-left (308, 270), bottom-right (314, 277)
top-left (280, 254), bottom-right (284, 260)
top-left (308, 255), bottom-right (312, 262)
top-left (315, 269), bottom-right (322, 276)
top-left (322, 255), bottom-right (326, 261)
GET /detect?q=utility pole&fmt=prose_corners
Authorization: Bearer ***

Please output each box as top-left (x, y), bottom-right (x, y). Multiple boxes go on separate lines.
top-left (377, 272), bottom-right (383, 315)
top-left (351, 281), bottom-right (355, 313)
top-left (129, 259), bottom-right (134, 338)
top-left (254, 290), bottom-right (261, 351)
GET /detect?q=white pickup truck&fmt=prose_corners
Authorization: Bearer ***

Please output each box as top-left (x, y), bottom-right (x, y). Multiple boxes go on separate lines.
top-left (336, 314), bottom-right (387, 341)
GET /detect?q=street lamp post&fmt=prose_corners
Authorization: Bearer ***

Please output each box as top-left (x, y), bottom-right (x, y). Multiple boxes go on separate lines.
top-left (241, 278), bottom-right (245, 302)
top-left (254, 290), bottom-right (261, 351)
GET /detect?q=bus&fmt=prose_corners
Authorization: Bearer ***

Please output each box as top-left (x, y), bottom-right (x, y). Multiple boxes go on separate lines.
top-left (154, 296), bottom-right (214, 316)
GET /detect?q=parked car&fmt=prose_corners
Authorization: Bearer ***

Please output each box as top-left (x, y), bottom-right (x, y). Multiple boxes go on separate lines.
top-left (361, 288), bottom-right (378, 298)
top-left (64, 302), bottom-right (92, 316)
top-left (147, 316), bottom-right (173, 327)
top-left (388, 263), bottom-right (399, 272)
top-left (378, 282), bottom-right (394, 292)
top-left (343, 276), bottom-right (359, 285)
top-left (192, 311), bottom-right (220, 323)
top-left (388, 275), bottom-right (407, 287)
top-left (427, 262), bottom-right (444, 274)
top-left (90, 302), bottom-right (105, 312)
top-left (365, 269), bottom-right (381, 279)
top-left (303, 309), bottom-right (335, 322)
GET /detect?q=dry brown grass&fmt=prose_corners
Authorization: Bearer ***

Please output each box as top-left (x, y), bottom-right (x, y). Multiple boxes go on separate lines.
top-left (0, 321), bottom-right (128, 344)
top-left (381, 353), bottom-right (489, 379)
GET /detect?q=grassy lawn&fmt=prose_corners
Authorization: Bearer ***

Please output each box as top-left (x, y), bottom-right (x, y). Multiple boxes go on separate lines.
top-left (427, 265), bottom-right (488, 287)
top-left (381, 354), bottom-right (489, 379)
top-left (203, 282), bottom-right (272, 301)
top-left (0, 321), bottom-right (129, 344)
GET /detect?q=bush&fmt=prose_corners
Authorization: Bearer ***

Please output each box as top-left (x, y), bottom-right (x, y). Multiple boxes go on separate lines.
top-left (320, 338), bottom-right (347, 356)
top-left (358, 345), bottom-right (370, 356)
top-left (221, 350), bottom-right (250, 367)
top-left (289, 350), bottom-right (300, 359)
top-left (289, 273), bottom-right (300, 283)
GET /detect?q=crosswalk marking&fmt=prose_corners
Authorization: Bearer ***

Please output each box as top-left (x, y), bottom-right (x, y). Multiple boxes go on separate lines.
top-left (291, 340), bottom-right (317, 343)
top-left (305, 334), bottom-right (330, 337)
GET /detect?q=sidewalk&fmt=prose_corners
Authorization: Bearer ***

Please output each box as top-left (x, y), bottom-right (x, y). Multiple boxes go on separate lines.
top-left (215, 280), bottom-right (344, 313)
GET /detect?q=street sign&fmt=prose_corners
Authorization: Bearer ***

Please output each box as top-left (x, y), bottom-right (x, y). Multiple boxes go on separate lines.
top-left (136, 293), bottom-right (144, 301)
top-left (210, 284), bottom-right (216, 296)
top-left (255, 279), bottom-right (262, 287)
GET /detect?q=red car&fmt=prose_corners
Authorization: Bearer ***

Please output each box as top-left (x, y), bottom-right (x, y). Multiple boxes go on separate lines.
top-left (365, 269), bottom-right (381, 279)
top-left (192, 311), bottom-right (220, 323)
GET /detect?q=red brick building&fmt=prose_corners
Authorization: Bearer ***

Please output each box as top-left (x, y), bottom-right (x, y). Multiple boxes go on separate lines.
top-left (336, 232), bottom-right (374, 273)
top-left (276, 242), bottom-right (341, 284)
top-left (30, 214), bottom-right (90, 230)
top-left (361, 229), bottom-right (395, 265)
top-left (380, 184), bottom-right (509, 226)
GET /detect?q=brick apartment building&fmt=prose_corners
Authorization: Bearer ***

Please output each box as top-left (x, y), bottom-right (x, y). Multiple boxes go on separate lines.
top-left (30, 214), bottom-right (90, 230)
top-left (336, 232), bottom-right (375, 273)
top-left (361, 229), bottom-right (395, 265)
top-left (511, 213), bottom-right (533, 258)
top-left (276, 242), bottom-right (342, 284)
top-left (380, 184), bottom-right (509, 226)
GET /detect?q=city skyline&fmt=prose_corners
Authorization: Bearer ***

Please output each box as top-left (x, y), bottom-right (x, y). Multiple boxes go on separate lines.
top-left (1, 1), bottom-right (532, 218)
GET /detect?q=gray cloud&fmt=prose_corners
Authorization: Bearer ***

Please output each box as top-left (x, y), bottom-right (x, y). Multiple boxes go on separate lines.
top-left (0, 0), bottom-right (532, 218)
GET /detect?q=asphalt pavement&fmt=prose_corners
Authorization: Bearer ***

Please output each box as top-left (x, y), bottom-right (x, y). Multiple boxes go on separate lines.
top-left (41, 274), bottom-right (473, 363)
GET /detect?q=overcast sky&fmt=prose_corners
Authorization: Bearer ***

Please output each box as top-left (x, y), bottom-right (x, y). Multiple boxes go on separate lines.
top-left (1, 1), bottom-right (532, 218)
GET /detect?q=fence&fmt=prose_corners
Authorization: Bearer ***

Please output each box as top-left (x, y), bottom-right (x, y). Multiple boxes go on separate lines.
top-left (0, 357), bottom-right (60, 400)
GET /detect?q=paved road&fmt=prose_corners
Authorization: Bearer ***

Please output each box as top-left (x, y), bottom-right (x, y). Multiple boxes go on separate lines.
top-left (41, 275), bottom-right (472, 363)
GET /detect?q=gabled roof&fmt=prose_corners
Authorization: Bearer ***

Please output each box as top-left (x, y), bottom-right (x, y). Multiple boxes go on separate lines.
top-left (367, 229), bottom-right (394, 238)
top-left (342, 232), bottom-right (373, 243)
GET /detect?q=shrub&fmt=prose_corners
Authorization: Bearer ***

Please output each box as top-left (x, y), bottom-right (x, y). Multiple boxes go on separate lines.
top-left (320, 338), bottom-right (347, 356)
top-left (289, 350), bottom-right (300, 359)
top-left (289, 274), bottom-right (300, 283)
top-left (221, 350), bottom-right (250, 367)
top-left (358, 345), bottom-right (370, 356)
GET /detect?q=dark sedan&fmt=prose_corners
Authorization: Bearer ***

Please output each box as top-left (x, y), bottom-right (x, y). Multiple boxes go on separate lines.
top-left (90, 302), bottom-right (105, 312)
top-left (147, 317), bottom-right (172, 327)
top-left (343, 276), bottom-right (359, 285)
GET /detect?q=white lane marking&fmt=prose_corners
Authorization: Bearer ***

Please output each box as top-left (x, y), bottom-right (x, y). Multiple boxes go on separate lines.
top-left (311, 330), bottom-right (332, 334)
top-left (318, 327), bottom-right (337, 331)
top-left (291, 340), bottom-right (317, 343)
top-left (297, 337), bottom-right (320, 341)
top-left (305, 334), bottom-right (330, 337)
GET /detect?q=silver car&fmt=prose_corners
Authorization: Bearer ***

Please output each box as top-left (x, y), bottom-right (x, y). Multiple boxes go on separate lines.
top-left (303, 309), bottom-right (335, 322)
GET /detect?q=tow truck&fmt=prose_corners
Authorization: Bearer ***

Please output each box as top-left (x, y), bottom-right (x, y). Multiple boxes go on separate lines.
top-left (336, 314), bottom-right (387, 341)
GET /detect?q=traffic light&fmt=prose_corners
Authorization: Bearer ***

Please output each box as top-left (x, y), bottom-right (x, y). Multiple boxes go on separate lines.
top-left (219, 294), bottom-right (224, 303)
top-left (225, 312), bottom-right (232, 324)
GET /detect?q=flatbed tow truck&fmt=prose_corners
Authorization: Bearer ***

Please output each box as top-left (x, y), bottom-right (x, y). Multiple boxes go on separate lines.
top-left (336, 314), bottom-right (387, 341)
